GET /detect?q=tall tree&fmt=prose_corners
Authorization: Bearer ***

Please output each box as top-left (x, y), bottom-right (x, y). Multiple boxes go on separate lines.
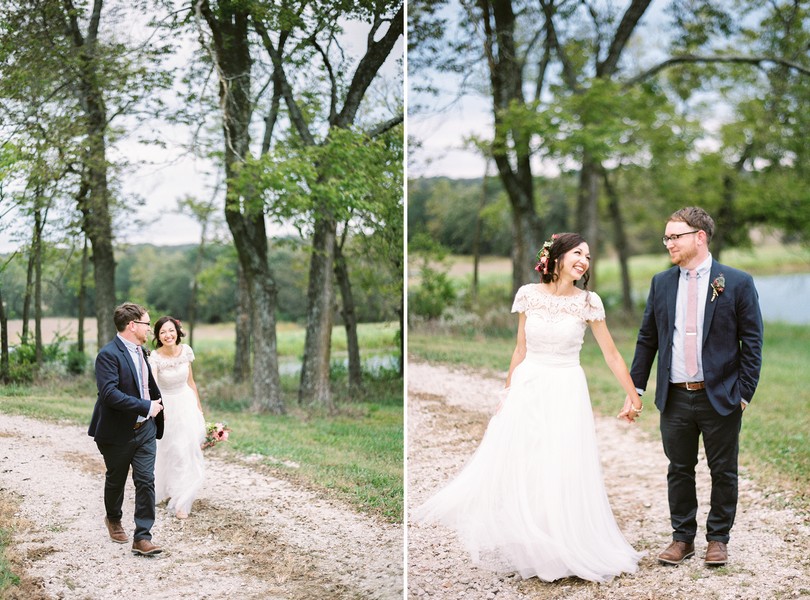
top-left (191, 0), bottom-right (285, 413)
top-left (0, 0), bottom-right (174, 346)
top-left (252, 1), bottom-right (404, 408)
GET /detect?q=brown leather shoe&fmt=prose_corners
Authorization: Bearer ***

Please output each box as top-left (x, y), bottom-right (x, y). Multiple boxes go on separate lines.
top-left (104, 517), bottom-right (128, 544)
top-left (658, 540), bottom-right (695, 565)
top-left (131, 538), bottom-right (163, 556)
top-left (704, 541), bottom-right (728, 566)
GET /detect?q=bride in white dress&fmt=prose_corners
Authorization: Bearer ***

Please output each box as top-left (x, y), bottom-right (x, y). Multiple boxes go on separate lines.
top-left (149, 316), bottom-right (206, 519)
top-left (413, 233), bottom-right (645, 583)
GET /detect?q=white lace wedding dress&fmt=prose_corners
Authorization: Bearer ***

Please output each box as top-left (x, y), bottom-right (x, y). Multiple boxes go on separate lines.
top-left (413, 285), bottom-right (642, 582)
top-left (149, 344), bottom-right (206, 516)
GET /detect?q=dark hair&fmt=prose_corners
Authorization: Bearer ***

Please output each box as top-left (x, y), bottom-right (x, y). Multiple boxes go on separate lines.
top-left (669, 206), bottom-right (715, 243)
top-left (537, 232), bottom-right (590, 289)
top-left (153, 316), bottom-right (186, 348)
top-left (113, 302), bottom-right (148, 332)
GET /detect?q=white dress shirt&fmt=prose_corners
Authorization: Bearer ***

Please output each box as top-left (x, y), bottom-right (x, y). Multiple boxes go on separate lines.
top-left (670, 255), bottom-right (712, 384)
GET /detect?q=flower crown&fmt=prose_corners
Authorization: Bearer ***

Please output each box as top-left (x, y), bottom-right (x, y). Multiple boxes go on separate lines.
top-left (534, 234), bottom-right (559, 274)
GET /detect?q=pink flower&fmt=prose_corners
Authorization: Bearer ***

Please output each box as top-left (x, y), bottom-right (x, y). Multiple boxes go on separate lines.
top-left (201, 421), bottom-right (232, 450)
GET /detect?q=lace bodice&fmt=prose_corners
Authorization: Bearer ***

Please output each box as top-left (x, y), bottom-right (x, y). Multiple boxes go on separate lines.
top-left (511, 284), bottom-right (605, 366)
top-left (149, 344), bottom-right (195, 394)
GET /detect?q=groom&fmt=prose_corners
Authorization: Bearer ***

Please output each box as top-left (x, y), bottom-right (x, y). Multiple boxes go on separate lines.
top-left (89, 302), bottom-right (165, 556)
top-left (622, 207), bottom-right (763, 567)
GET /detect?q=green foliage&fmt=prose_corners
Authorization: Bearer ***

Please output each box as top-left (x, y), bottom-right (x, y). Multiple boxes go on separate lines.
top-left (6, 334), bottom-right (68, 383)
top-left (65, 345), bottom-right (87, 375)
top-left (234, 127), bottom-right (402, 233)
top-left (410, 266), bottom-right (456, 321)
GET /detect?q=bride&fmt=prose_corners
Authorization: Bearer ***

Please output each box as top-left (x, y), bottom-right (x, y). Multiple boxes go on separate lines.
top-left (413, 232), bottom-right (644, 583)
top-left (149, 316), bottom-right (206, 519)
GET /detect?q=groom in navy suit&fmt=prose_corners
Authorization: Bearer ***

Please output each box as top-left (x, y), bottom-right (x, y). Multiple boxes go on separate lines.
top-left (89, 302), bottom-right (165, 556)
top-left (621, 207), bottom-right (763, 567)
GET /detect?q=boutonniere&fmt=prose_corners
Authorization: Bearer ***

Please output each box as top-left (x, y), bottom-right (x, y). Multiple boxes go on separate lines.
top-left (711, 274), bottom-right (725, 302)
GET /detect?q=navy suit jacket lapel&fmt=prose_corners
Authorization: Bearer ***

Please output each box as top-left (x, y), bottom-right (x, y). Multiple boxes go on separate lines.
top-left (702, 262), bottom-right (722, 345)
top-left (113, 336), bottom-right (140, 390)
top-left (664, 267), bottom-right (679, 337)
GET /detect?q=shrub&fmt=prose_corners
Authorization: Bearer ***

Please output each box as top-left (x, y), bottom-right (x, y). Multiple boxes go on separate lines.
top-left (410, 266), bottom-right (456, 320)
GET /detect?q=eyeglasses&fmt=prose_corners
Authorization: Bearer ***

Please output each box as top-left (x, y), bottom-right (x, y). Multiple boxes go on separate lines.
top-left (662, 230), bottom-right (700, 246)
top-left (133, 320), bottom-right (150, 327)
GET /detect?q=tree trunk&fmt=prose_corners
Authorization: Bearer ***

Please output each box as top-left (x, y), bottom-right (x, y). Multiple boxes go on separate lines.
top-left (471, 161), bottom-right (490, 303)
top-left (334, 236), bottom-right (362, 391)
top-left (0, 284), bottom-right (8, 383)
top-left (299, 215), bottom-right (336, 410)
top-left (576, 155), bottom-right (600, 288)
top-left (33, 206), bottom-right (43, 366)
top-left (509, 203), bottom-right (541, 295)
top-left (198, 1), bottom-right (283, 412)
top-left (78, 236), bottom-right (88, 353)
top-left (22, 242), bottom-right (33, 345)
top-left (65, 0), bottom-right (118, 348)
top-left (601, 169), bottom-right (633, 312)
top-left (479, 0), bottom-right (543, 295)
top-left (233, 262), bottom-right (251, 384)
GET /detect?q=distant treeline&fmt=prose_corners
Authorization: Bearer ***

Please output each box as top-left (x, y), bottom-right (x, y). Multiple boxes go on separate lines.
top-left (1, 237), bottom-right (397, 326)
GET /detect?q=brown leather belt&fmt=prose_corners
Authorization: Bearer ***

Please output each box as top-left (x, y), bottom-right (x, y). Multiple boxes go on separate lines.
top-left (672, 381), bottom-right (705, 391)
top-left (133, 420), bottom-right (146, 430)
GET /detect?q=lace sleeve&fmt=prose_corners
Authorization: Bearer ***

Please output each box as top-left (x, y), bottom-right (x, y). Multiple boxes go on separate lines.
top-left (147, 353), bottom-right (160, 375)
top-left (183, 344), bottom-right (195, 362)
top-left (584, 291), bottom-right (606, 321)
top-left (511, 285), bottom-right (529, 313)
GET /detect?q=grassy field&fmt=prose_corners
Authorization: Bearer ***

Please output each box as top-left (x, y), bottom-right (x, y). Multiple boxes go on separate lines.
top-left (0, 321), bottom-right (403, 523)
top-left (410, 243), bottom-right (810, 513)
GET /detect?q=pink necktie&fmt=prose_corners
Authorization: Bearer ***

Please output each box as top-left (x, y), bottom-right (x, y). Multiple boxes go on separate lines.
top-left (140, 350), bottom-right (151, 400)
top-left (685, 269), bottom-right (698, 378)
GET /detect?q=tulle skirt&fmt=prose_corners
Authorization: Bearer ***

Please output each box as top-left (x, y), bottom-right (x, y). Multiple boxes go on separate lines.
top-left (154, 385), bottom-right (206, 515)
top-left (413, 357), bottom-right (642, 582)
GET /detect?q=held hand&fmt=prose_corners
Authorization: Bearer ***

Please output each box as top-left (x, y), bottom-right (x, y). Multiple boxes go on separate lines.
top-left (149, 400), bottom-right (163, 418)
top-left (617, 394), bottom-right (641, 424)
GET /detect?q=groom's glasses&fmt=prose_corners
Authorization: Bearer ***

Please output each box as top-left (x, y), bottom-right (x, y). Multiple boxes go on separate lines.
top-left (662, 230), bottom-right (700, 246)
top-left (133, 320), bottom-right (150, 327)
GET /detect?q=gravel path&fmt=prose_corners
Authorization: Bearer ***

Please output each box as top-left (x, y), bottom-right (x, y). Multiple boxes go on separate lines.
top-left (0, 413), bottom-right (402, 600)
top-left (407, 361), bottom-right (810, 600)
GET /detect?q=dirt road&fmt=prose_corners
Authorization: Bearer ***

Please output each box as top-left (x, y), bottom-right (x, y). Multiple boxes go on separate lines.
top-left (407, 361), bottom-right (810, 600)
top-left (0, 413), bottom-right (402, 600)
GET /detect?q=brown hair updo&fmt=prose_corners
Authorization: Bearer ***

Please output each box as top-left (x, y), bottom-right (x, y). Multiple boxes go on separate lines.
top-left (534, 232), bottom-right (590, 288)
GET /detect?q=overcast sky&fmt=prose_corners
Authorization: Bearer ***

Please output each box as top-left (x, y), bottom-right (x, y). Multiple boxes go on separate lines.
top-left (1, 8), bottom-right (403, 254)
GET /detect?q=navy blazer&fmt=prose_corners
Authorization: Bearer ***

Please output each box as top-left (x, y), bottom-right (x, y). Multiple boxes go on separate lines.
top-left (630, 260), bottom-right (763, 416)
top-left (88, 336), bottom-right (164, 444)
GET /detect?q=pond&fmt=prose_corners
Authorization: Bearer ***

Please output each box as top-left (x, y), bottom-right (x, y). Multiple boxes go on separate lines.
top-left (754, 273), bottom-right (810, 325)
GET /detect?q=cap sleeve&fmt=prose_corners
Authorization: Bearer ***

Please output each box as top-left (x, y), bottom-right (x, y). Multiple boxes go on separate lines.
top-left (584, 291), bottom-right (605, 321)
top-left (511, 285), bottom-right (529, 314)
top-left (184, 344), bottom-right (195, 362)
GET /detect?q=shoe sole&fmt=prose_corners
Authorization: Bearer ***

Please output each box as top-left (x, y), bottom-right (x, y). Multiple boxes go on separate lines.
top-left (109, 536), bottom-right (129, 544)
top-left (704, 559), bottom-right (727, 567)
top-left (132, 548), bottom-right (163, 556)
top-left (658, 551), bottom-right (695, 565)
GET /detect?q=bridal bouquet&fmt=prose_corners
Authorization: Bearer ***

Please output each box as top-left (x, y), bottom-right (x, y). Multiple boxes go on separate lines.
top-left (202, 422), bottom-right (231, 449)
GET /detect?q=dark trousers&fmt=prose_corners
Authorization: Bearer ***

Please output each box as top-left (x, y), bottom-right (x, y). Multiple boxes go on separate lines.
top-left (660, 386), bottom-right (742, 544)
top-left (96, 419), bottom-right (157, 541)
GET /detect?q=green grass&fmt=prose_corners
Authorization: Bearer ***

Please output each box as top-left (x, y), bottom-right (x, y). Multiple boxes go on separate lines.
top-left (209, 402), bottom-right (403, 521)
